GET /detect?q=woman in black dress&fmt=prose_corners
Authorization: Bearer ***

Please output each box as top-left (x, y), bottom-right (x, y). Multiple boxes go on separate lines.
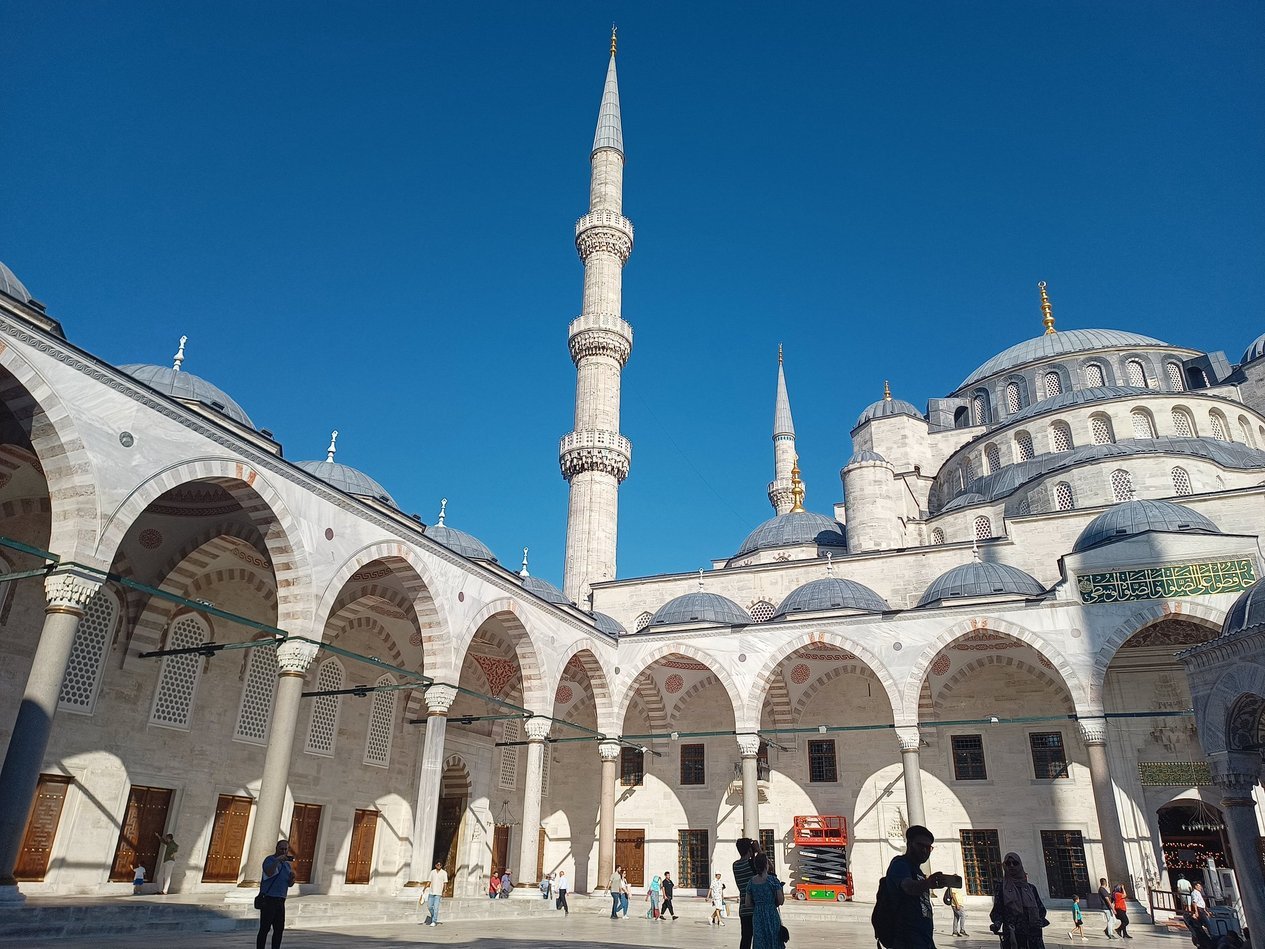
top-left (989, 852), bottom-right (1049, 949)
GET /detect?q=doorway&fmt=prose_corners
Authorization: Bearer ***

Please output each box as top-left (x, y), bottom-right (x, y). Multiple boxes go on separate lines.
top-left (616, 829), bottom-right (645, 886)
top-left (15, 774), bottom-right (73, 882)
top-left (1158, 800), bottom-right (1231, 889)
top-left (491, 825), bottom-right (511, 882)
top-left (345, 809), bottom-right (378, 885)
top-left (202, 794), bottom-right (252, 883)
top-left (109, 785), bottom-right (173, 882)
top-left (288, 802), bottom-right (323, 885)
top-left (435, 758), bottom-right (470, 896)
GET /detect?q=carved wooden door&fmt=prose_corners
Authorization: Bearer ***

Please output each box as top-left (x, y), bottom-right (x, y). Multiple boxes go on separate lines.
top-left (202, 794), bottom-right (252, 883)
top-left (109, 785), bottom-right (173, 881)
top-left (616, 829), bottom-right (645, 886)
top-left (15, 774), bottom-right (73, 881)
top-left (345, 809), bottom-right (378, 884)
top-left (491, 825), bottom-right (511, 880)
top-left (287, 803), bottom-right (322, 885)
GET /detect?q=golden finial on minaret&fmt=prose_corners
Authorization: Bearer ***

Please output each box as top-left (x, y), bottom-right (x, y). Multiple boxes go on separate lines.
top-left (610, 24), bottom-right (617, 56)
top-left (883, 380), bottom-right (892, 401)
top-left (1039, 281), bottom-right (1055, 335)
top-left (790, 455), bottom-right (806, 513)
top-left (778, 342), bottom-right (783, 365)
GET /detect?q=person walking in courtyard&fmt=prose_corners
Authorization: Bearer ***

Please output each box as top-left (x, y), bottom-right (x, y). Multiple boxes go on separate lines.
top-left (948, 882), bottom-right (967, 936)
top-left (609, 865), bottom-right (625, 918)
top-left (1098, 879), bottom-right (1116, 939)
top-left (421, 860), bottom-right (448, 926)
top-left (743, 852), bottom-right (785, 949)
top-left (539, 871), bottom-right (552, 900)
top-left (1069, 894), bottom-right (1088, 941)
top-left (499, 867), bottom-right (512, 897)
top-left (709, 872), bottom-right (727, 926)
top-left (661, 870), bottom-right (678, 920)
top-left (734, 837), bottom-right (757, 949)
top-left (646, 874), bottom-right (662, 919)
top-left (555, 869), bottom-right (569, 915)
top-left (1176, 874), bottom-right (1193, 912)
top-left (1112, 884), bottom-right (1131, 939)
top-left (154, 832), bottom-right (178, 894)
top-left (256, 840), bottom-right (295, 949)
top-left (883, 824), bottom-right (950, 949)
top-left (989, 852), bottom-right (1048, 949)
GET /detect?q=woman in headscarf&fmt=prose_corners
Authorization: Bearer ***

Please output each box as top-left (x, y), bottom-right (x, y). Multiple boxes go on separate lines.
top-left (646, 874), bottom-right (662, 919)
top-left (989, 852), bottom-right (1049, 949)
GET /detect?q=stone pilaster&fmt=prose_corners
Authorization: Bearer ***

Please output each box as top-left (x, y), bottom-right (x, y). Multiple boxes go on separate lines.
top-left (409, 685), bottom-right (458, 884)
top-left (1210, 753), bottom-right (1265, 939)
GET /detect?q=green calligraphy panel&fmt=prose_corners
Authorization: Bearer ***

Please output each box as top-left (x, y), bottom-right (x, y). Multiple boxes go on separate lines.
top-left (1078, 560), bottom-right (1256, 604)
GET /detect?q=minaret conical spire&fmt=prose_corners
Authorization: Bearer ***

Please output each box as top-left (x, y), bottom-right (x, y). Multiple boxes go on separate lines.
top-left (768, 345), bottom-right (798, 514)
top-left (592, 30), bottom-right (623, 157)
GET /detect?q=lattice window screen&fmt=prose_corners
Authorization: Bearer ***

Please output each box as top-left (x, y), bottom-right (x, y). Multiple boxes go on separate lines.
top-left (1005, 383), bottom-right (1021, 414)
top-left (1131, 410), bottom-right (1156, 439)
top-left (1055, 482), bottom-right (1074, 511)
top-left (1172, 410), bottom-right (1194, 438)
top-left (1239, 417), bottom-right (1255, 447)
top-left (1171, 467), bottom-right (1193, 497)
top-left (1085, 364), bottom-right (1105, 387)
top-left (1111, 469), bottom-right (1135, 502)
top-left (233, 644), bottom-right (278, 744)
top-left (974, 516), bottom-right (993, 540)
top-left (150, 614), bottom-right (208, 729)
top-left (498, 719), bottom-right (521, 790)
top-left (972, 395), bottom-right (987, 426)
top-left (963, 458), bottom-right (975, 485)
top-left (984, 444), bottom-right (1000, 474)
top-left (633, 612), bottom-right (653, 632)
top-left (1050, 422), bottom-right (1072, 453)
top-left (540, 742), bottom-right (551, 797)
top-left (1042, 372), bottom-right (1062, 399)
top-left (1210, 413), bottom-right (1229, 441)
top-left (58, 591), bottom-right (118, 714)
top-left (1126, 361), bottom-right (1147, 387)
top-left (363, 675), bottom-right (397, 768)
top-left (1091, 416), bottom-right (1113, 445)
top-left (306, 658), bottom-right (344, 756)
top-left (930, 528), bottom-right (945, 546)
top-left (748, 601), bottom-right (775, 623)
top-left (1015, 432), bottom-right (1034, 461)
top-left (1166, 363), bottom-right (1184, 391)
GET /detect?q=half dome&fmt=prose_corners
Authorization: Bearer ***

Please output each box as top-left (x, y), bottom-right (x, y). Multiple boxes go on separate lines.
top-left (736, 511), bottom-right (847, 558)
top-left (959, 329), bottom-right (1169, 390)
top-left (649, 591), bottom-right (750, 628)
top-left (425, 522), bottom-right (497, 562)
top-left (521, 575), bottom-right (571, 606)
top-left (1072, 498), bottom-right (1220, 553)
top-left (917, 560), bottom-right (1045, 607)
top-left (294, 460), bottom-right (396, 507)
top-left (0, 260), bottom-right (33, 303)
top-left (120, 364), bottom-right (254, 428)
top-left (773, 576), bottom-right (889, 618)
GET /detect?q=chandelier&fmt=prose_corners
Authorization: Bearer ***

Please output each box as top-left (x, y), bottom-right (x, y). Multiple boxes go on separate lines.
top-left (1182, 800), bottom-right (1224, 834)
top-left (493, 801), bottom-right (519, 827)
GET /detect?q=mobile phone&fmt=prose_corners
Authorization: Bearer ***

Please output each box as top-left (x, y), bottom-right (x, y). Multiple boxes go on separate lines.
top-left (944, 874), bottom-right (964, 889)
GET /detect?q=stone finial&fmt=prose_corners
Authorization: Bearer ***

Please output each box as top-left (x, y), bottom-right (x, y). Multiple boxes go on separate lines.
top-left (520, 547), bottom-right (530, 579)
top-left (44, 570), bottom-right (102, 614)
top-left (610, 23), bottom-right (617, 57)
top-left (325, 430), bottom-right (339, 463)
top-left (276, 639), bottom-right (320, 675)
top-left (437, 497), bottom-right (447, 527)
top-left (172, 335), bottom-right (188, 372)
top-left (1077, 716), bottom-right (1108, 746)
top-left (825, 551), bottom-right (834, 575)
top-left (524, 716), bottom-right (552, 742)
top-left (736, 734), bottom-right (762, 758)
top-left (697, 568), bottom-right (705, 592)
top-left (1039, 281), bottom-right (1056, 335)
top-left (425, 684), bottom-right (458, 716)
top-left (598, 740), bottom-right (622, 761)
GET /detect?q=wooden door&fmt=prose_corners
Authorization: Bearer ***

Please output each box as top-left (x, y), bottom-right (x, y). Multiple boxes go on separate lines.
top-left (109, 785), bottom-right (173, 881)
top-left (491, 825), bottom-right (511, 878)
top-left (616, 829), bottom-right (645, 886)
top-left (537, 830), bottom-right (547, 881)
top-left (287, 803), bottom-right (322, 885)
top-left (345, 809), bottom-right (378, 885)
top-left (435, 796), bottom-right (464, 897)
top-left (15, 774), bottom-right (73, 881)
top-left (202, 794), bottom-right (252, 883)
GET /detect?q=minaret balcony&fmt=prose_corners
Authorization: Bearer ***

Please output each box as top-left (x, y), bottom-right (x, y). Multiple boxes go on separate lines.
top-left (559, 429), bottom-right (632, 482)
top-left (568, 313), bottom-right (633, 365)
top-left (575, 211), bottom-right (634, 262)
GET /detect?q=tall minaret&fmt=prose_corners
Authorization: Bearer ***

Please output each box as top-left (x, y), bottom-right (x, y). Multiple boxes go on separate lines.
top-left (767, 345), bottom-right (798, 513)
top-left (561, 29), bottom-right (634, 604)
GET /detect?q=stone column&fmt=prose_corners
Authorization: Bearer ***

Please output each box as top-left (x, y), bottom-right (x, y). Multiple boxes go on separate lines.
top-left (1078, 717), bottom-right (1130, 887)
top-left (896, 727), bottom-right (926, 828)
top-left (515, 716), bottom-right (551, 889)
top-left (408, 685), bottom-right (457, 885)
top-left (0, 571), bottom-right (101, 896)
top-left (596, 740), bottom-right (620, 890)
top-left (737, 734), bottom-right (762, 840)
top-left (1212, 755), bottom-right (1265, 940)
top-left (239, 640), bottom-right (318, 887)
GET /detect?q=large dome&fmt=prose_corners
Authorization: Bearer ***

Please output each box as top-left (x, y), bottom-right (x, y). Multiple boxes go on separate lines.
top-left (649, 591), bottom-right (750, 628)
top-left (736, 511), bottom-right (847, 558)
top-left (0, 260), bottom-right (33, 303)
top-left (425, 522), bottom-right (497, 562)
top-left (917, 560), bottom-right (1045, 607)
top-left (294, 460), bottom-right (395, 507)
top-left (773, 576), bottom-right (889, 618)
top-left (1241, 331), bottom-right (1265, 367)
top-left (1072, 498), bottom-right (1220, 553)
top-left (959, 329), bottom-right (1168, 390)
top-left (120, 364), bottom-right (254, 427)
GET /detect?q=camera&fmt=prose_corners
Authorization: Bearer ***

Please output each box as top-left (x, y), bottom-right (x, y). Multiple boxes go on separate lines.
top-left (943, 874), bottom-right (963, 889)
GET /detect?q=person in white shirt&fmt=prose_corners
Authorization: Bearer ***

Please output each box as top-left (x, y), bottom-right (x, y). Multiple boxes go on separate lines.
top-left (555, 870), bottom-right (569, 915)
top-left (1176, 874), bottom-right (1193, 911)
top-left (421, 861), bottom-right (449, 926)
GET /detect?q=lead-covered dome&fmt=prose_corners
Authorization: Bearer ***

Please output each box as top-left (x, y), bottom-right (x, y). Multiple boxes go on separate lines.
top-left (0, 260), bottom-right (33, 303)
top-left (521, 575), bottom-right (571, 606)
top-left (736, 511), bottom-right (847, 558)
top-left (1241, 332), bottom-right (1265, 367)
top-left (845, 449), bottom-right (888, 466)
top-left (120, 364), bottom-right (255, 427)
top-left (959, 329), bottom-right (1168, 390)
top-left (773, 576), bottom-right (889, 618)
top-left (295, 460), bottom-right (396, 506)
top-left (425, 522), bottom-right (497, 562)
top-left (917, 560), bottom-right (1045, 607)
top-left (1072, 498), bottom-right (1220, 553)
top-left (1220, 578), bottom-right (1265, 640)
top-left (649, 591), bottom-right (750, 627)
top-left (855, 397), bottom-right (922, 430)
top-left (590, 611), bottom-right (627, 636)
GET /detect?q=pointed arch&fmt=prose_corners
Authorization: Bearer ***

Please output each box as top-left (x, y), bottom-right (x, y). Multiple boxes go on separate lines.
top-left (458, 599), bottom-right (548, 713)
top-left (328, 614), bottom-right (410, 668)
top-left (549, 640), bottom-right (617, 734)
top-left (1196, 662), bottom-right (1265, 757)
top-left (793, 662), bottom-right (890, 722)
top-left (1090, 601), bottom-right (1226, 706)
top-left (613, 642), bottom-right (741, 730)
top-left (933, 654), bottom-right (1075, 715)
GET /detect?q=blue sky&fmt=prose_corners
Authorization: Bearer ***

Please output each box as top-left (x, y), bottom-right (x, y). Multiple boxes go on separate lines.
top-left (2, 2), bottom-right (1262, 586)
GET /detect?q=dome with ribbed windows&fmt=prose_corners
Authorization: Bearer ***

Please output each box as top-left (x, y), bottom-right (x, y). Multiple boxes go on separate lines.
top-left (649, 592), bottom-right (750, 628)
top-left (773, 577), bottom-right (889, 617)
top-left (295, 459), bottom-right (396, 507)
top-left (425, 523), bottom-right (496, 562)
top-left (958, 329), bottom-right (1168, 390)
top-left (1241, 332), bottom-right (1265, 367)
top-left (855, 397), bottom-right (922, 430)
top-left (1072, 498), bottom-right (1220, 553)
top-left (917, 560), bottom-right (1045, 607)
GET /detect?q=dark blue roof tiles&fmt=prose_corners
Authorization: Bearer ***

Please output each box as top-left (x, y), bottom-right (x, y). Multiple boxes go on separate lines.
top-left (1003, 386), bottom-right (1151, 426)
top-left (1220, 578), bottom-right (1265, 639)
top-left (940, 492), bottom-right (987, 513)
top-left (844, 449), bottom-right (888, 466)
top-left (1072, 498), bottom-right (1220, 553)
top-left (855, 398), bottom-right (923, 430)
top-left (917, 561), bottom-right (1046, 607)
top-left (590, 611), bottom-right (627, 636)
top-left (521, 575), bottom-right (572, 606)
top-left (735, 511), bottom-right (847, 558)
top-left (773, 577), bottom-right (889, 618)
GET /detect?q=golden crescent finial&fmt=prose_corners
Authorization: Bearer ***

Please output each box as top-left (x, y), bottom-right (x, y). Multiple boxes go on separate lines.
top-left (1039, 281), bottom-right (1055, 335)
top-left (883, 380), bottom-right (892, 401)
top-left (611, 24), bottom-right (617, 56)
top-left (790, 455), bottom-right (806, 513)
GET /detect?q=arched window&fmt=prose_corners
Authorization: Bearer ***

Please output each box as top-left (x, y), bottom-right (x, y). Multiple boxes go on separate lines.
top-left (234, 643), bottom-right (278, 744)
top-left (1166, 363), bottom-right (1185, 391)
top-left (633, 611), bottom-right (653, 632)
top-left (1191, 367), bottom-right (1209, 387)
top-left (1085, 363), bottom-right (1106, 387)
top-left (973, 516), bottom-right (993, 540)
top-left (1016, 496), bottom-right (1031, 516)
top-left (1005, 382), bottom-right (1022, 415)
top-left (749, 600), bottom-right (776, 623)
top-left (364, 674), bottom-right (398, 768)
top-left (954, 406), bottom-right (970, 428)
top-left (1209, 411), bottom-right (1229, 441)
top-left (984, 443), bottom-right (1001, 474)
top-left (1125, 360), bottom-right (1147, 388)
top-left (1171, 467), bottom-right (1193, 496)
top-left (963, 457), bottom-right (975, 485)
top-left (1239, 416), bottom-right (1255, 447)
top-left (1130, 408), bottom-right (1156, 439)
top-left (58, 590), bottom-right (119, 715)
top-left (1172, 408), bottom-right (1195, 438)
top-left (930, 528), bottom-right (945, 546)
top-left (1090, 414), bottom-right (1115, 445)
top-left (972, 394), bottom-right (988, 426)
top-left (1050, 421), bottom-right (1073, 453)
top-left (1055, 482), bottom-right (1074, 511)
top-left (150, 613), bottom-right (210, 729)
top-left (306, 658), bottom-right (344, 756)
top-left (1015, 431), bottom-right (1034, 461)
top-left (1110, 469), bottom-right (1135, 502)
top-left (1042, 372), bottom-right (1062, 399)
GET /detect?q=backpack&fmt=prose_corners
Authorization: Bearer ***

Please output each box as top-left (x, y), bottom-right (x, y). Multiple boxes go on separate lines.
top-left (872, 866), bottom-right (903, 949)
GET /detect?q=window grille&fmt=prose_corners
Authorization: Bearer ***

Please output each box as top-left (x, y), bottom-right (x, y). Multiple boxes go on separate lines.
top-left (930, 528), bottom-right (945, 546)
top-left (1050, 422), bottom-right (1072, 453)
top-left (759, 829), bottom-right (776, 862)
top-left (233, 643), bottom-right (277, 744)
top-left (306, 658), bottom-right (343, 756)
top-left (1110, 469), bottom-right (1134, 502)
top-left (1017, 497), bottom-right (1031, 516)
top-left (1029, 732), bottom-right (1069, 779)
top-left (749, 600), bottom-right (775, 623)
top-left (678, 830), bottom-right (710, 887)
top-left (984, 444), bottom-right (1000, 474)
top-left (1091, 415), bottom-right (1114, 445)
top-left (363, 675), bottom-right (397, 768)
top-left (807, 739), bottom-right (838, 783)
top-left (1126, 360), bottom-right (1147, 387)
top-left (1040, 830), bottom-right (1091, 899)
top-left (1005, 382), bottom-right (1021, 414)
top-left (1055, 482), bottom-right (1074, 511)
top-left (951, 734), bottom-right (987, 780)
top-left (960, 830), bottom-right (1002, 896)
top-left (1172, 410), bottom-right (1195, 438)
top-left (150, 614), bottom-right (209, 729)
top-left (1239, 417), bottom-right (1255, 447)
top-left (498, 718), bottom-right (520, 789)
top-left (972, 395), bottom-right (987, 426)
top-left (963, 458), bottom-right (975, 486)
top-left (1131, 409), bottom-right (1156, 439)
top-left (1210, 413), bottom-right (1229, 441)
top-left (58, 591), bottom-right (118, 714)
top-left (621, 747), bottom-right (644, 786)
top-left (680, 744), bottom-right (706, 785)
top-left (1042, 372), bottom-right (1062, 399)
top-left (1015, 432), bottom-right (1034, 461)
top-left (1171, 467), bottom-right (1193, 496)
top-left (1085, 364), bottom-right (1105, 387)
top-left (633, 612), bottom-right (653, 632)
top-left (1166, 363), bottom-right (1184, 391)
top-left (973, 516), bottom-right (992, 540)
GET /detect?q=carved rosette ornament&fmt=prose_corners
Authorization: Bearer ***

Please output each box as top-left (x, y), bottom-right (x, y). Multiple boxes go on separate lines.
top-left (425, 684), bottom-right (458, 717)
top-left (44, 570), bottom-right (102, 614)
top-left (1078, 717), bottom-right (1109, 746)
top-left (524, 716), bottom-right (552, 742)
top-left (275, 639), bottom-right (320, 676)
top-left (736, 734), bottom-right (762, 758)
top-left (599, 740), bottom-right (622, 762)
top-left (575, 211), bottom-right (634, 264)
top-left (895, 727), bottom-right (923, 754)
top-left (559, 429), bottom-right (632, 482)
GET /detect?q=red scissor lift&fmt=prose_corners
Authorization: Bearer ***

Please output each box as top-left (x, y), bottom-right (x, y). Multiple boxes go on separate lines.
top-left (792, 815), bottom-right (852, 902)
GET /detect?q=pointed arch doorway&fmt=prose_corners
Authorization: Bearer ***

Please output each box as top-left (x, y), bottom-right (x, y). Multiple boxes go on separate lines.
top-left (435, 757), bottom-right (471, 896)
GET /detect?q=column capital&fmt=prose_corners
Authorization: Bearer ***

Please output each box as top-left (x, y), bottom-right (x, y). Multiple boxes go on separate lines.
top-left (895, 726), bottom-right (922, 753)
top-left (736, 734), bottom-right (761, 758)
top-left (424, 684), bottom-right (458, 716)
top-left (1210, 752), bottom-right (1264, 803)
top-left (1078, 716), bottom-right (1109, 746)
top-left (524, 716), bottom-right (552, 742)
top-left (275, 639), bottom-right (320, 675)
top-left (44, 570), bottom-right (101, 614)
top-left (598, 740), bottom-right (622, 761)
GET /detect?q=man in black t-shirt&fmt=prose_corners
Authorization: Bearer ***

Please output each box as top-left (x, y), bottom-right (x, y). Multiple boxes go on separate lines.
top-left (661, 871), bottom-right (678, 920)
top-left (884, 825), bottom-right (948, 949)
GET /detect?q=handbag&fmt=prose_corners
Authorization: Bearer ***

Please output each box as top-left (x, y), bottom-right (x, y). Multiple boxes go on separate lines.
top-left (253, 893), bottom-right (265, 910)
top-left (779, 923), bottom-right (790, 944)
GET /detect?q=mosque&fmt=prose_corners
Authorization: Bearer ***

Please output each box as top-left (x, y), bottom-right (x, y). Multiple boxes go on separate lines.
top-left (0, 32), bottom-right (1262, 937)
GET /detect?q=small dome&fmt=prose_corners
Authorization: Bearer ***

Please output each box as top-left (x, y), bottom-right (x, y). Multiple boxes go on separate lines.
top-left (917, 560), bottom-right (1045, 607)
top-left (959, 329), bottom-right (1169, 390)
top-left (1220, 578), bottom-right (1265, 640)
top-left (1072, 498), bottom-right (1220, 553)
top-left (425, 522), bottom-right (497, 562)
top-left (1241, 332), bottom-right (1265, 367)
top-left (940, 492), bottom-right (986, 513)
top-left (855, 397), bottom-right (922, 430)
top-left (0, 260), bottom-right (33, 303)
top-left (845, 449), bottom-right (888, 466)
top-left (649, 591), bottom-right (750, 628)
top-left (773, 576), bottom-right (889, 618)
top-left (521, 575), bottom-right (571, 606)
top-left (590, 611), bottom-right (627, 636)
top-left (120, 364), bottom-right (255, 428)
top-left (736, 511), bottom-right (847, 558)
top-left (295, 460), bottom-right (396, 507)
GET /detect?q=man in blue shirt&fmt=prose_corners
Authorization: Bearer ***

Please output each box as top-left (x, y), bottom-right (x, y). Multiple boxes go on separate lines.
top-left (884, 826), bottom-right (949, 949)
top-left (257, 840), bottom-right (295, 949)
